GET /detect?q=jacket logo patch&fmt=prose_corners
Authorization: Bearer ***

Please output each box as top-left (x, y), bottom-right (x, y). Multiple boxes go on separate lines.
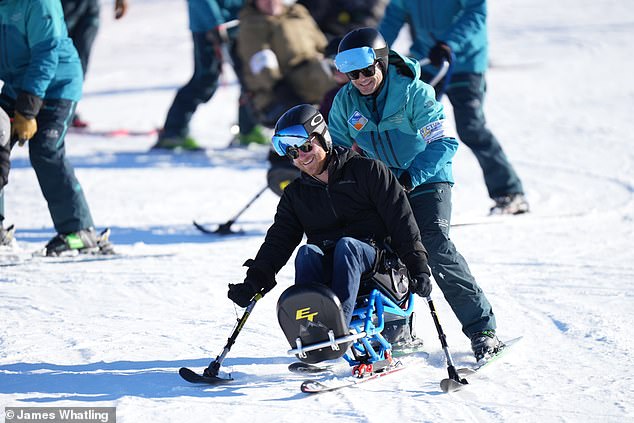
top-left (420, 119), bottom-right (446, 143)
top-left (348, 111), bottom-right (368, 131)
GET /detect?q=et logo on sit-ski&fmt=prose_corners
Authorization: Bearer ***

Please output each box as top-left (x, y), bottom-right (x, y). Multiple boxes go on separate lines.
top-left (296, 307), bottom-right (318, 322)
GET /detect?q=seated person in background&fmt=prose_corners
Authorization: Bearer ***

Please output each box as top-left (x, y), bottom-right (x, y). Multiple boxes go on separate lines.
top-left (237, 0), bottom-right (336, 127)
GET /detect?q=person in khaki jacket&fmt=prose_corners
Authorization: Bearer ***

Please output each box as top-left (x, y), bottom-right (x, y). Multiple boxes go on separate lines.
top-left (238, 0), bottom-right (336, 127)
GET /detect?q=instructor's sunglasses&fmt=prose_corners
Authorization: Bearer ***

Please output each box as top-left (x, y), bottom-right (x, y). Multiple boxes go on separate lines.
top-left (346, 61), bottom-right (378, 80)
top-left (285, 136), bottom-right (315, 159)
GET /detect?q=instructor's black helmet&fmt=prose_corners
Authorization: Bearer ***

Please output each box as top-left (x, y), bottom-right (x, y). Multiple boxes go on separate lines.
top-left (272, 104), bottom-right (332, 157)
top-left (336, 27), bottom-right (389, 74)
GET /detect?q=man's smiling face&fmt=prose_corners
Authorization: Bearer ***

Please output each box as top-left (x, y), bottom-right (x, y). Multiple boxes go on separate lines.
top-left (292, 135), bottom-right (327, 177)
top-left (350, 62), bottom-right (383, 96)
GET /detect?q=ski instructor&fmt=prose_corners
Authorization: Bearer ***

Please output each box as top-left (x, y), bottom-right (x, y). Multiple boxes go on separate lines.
top-left (328, 28), bottom-right (501, 360)
top-left (227, 104), bottom-right (432, 327)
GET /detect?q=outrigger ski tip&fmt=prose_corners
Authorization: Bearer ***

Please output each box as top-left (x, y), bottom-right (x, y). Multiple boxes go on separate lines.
top-left (440, 336), bottom-right (523, 393)
top-left (193, 220), bottom-right (245, 236)
top-left (178, 367), bottom-right (233, 385)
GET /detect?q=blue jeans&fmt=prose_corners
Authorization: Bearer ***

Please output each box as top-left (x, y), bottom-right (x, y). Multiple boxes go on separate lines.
top-left (409, 182), bottom-right (496, 337)
top-left (294, 237), bottom-right (377, 326)
top-left (426, 72), bottom-right (524, 198)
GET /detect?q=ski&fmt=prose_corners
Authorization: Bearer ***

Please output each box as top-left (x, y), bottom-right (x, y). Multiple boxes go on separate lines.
top-left (471, 336), bottom-right (523, 371)
top-left (69, 127), bottom-right (158, 138)
top-left (178, 367), bottom-right (233, 385)
top-left (288, 362), bottom-right (335, 375)
top-left (1, 228), bottom-right (117, 266)
top-left (440, 336), bottom-right (523, 393)
top-left (0, 251), bottom-right (174, 267)
top-left (452, 211), bottom-right (588, 228)
top-left (300, 361), bottom-right (406, 394)
top-left (391, 340), bottom-right (429, 358)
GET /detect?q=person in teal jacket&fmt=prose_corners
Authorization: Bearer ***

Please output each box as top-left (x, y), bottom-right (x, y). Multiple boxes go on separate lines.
top-left (0, 0), bottom-right (107, 256)
top-left (329, 27), bottom-right (501, 361)
top-left (152, 0), bottom-right (264, 150)
top-left (378, 0), bottom-right (529, 215)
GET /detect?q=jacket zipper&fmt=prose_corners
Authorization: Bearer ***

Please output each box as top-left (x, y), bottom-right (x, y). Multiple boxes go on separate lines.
top-left (384, 130), bottom-right (402, 168)
top-left (370, 131), bottom-right (388, 165)
top-left (324, 185), bottom-right (339, 221)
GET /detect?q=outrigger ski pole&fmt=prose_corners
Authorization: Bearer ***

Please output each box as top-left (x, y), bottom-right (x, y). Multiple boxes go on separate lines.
top-left (193, 185), bottom-right (268, 235)
top-left (425, 297), bottom-right (469, 392)
top-left (179, 293), bottom-right (263, 384)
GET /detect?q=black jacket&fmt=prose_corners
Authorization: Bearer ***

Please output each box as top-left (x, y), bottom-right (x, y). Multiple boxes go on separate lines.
top-left (250, 146), bottom-right (429, 284)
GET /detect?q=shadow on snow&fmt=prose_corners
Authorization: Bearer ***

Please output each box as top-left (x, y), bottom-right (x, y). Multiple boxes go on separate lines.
top-left (0, 356), bottom-right (291, 402)
top-left (13, 224), bottom-right (268, 246)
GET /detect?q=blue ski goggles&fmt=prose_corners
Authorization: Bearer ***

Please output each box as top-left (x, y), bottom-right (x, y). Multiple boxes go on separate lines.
top-left (334, 47), bottom-right (376, 73)
top-left (272, 125), bottom-right (313, 159)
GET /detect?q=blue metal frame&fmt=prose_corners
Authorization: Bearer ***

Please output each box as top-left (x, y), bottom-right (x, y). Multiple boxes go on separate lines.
top-left (344, 289), bottom-right (415, 366)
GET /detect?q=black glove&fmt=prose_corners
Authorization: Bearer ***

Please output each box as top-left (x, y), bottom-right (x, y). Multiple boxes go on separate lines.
top-left (398, 171), bottom-right (413, 193)
top-left (228, 279), bottom-right (261, 308)
top-left (409, 273), bottom-right (432, 298)
top-left (228, 262), bottom-right (276, 307)
top-left (428, 42), bottom-right (452, 68)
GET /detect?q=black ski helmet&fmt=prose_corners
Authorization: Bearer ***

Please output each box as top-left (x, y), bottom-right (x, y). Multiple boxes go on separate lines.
top-left (337, 27), bottom-right (389, 73)
top-left (273, 104), bottom-right (332, 155)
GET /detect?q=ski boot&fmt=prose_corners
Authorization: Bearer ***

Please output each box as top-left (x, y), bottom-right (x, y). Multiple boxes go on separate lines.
top-left (470, 330), bottom-right (503, 361)
top-left (490, 193), bottom-right (530, 215)
top-left (41, 227), bottom-right (115, 256)
top-left (151, 135), bottom-right (203, 151)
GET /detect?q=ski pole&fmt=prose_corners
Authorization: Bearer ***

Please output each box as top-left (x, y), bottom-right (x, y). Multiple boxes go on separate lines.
top-left (204, 293), bottom-right (262, 378)
top-left (426, 296), bottom-right (468, 387)
top-left (215, 184), bottom-right (268, 235)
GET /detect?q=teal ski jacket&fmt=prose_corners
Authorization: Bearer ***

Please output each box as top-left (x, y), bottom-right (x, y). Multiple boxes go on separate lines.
top-left (329, 51), bottom-right (458, 188)
top-left (0, 0), bottom-right (82, 101)
top-left (378, 0), bottom-right (488, 74)
top-left (187, 0), bottom-right (244, 33)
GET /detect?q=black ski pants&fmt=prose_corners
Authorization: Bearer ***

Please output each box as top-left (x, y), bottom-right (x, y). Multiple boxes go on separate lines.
top-left (0, 97), bottom-right (94, 234)
top-left (408, 182), bottom-right (496, 338)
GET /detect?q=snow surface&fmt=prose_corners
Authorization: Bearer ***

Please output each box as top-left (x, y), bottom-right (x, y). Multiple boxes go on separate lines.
top-left (2, 0), bottom-right (634, 422)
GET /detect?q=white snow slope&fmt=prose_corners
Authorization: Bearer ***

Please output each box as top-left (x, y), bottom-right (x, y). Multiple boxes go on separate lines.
top-left (1, 0), bottom-right (633, 422)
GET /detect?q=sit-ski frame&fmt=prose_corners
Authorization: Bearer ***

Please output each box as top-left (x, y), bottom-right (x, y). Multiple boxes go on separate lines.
top-left (287, 289), bottom-right (415, 365)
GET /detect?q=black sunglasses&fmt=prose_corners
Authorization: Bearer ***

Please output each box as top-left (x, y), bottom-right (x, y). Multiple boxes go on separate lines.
top-left (346, 61), bottom-right (378, 80)
top-left (286, 137), bottom-right (314, 159)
